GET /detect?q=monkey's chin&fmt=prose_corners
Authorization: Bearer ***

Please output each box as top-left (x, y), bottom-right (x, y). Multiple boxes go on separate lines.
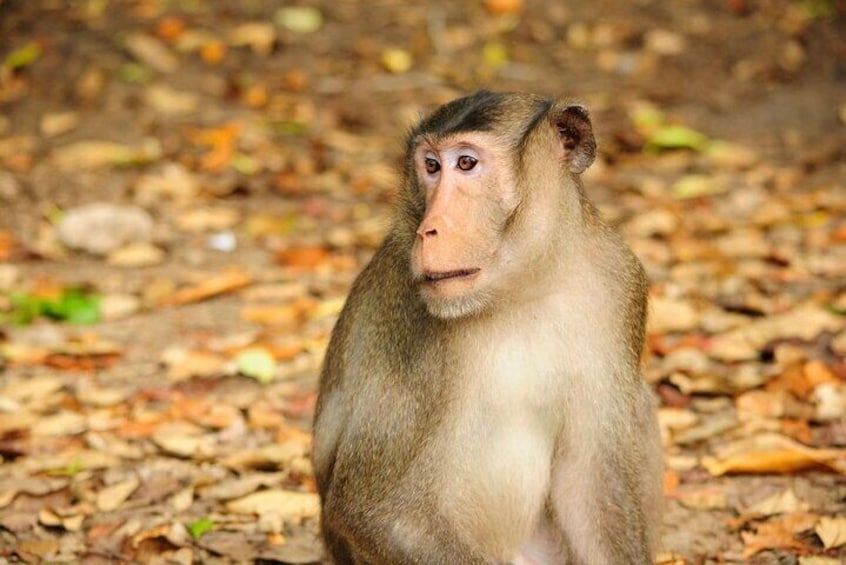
top-left (419, 275), bottom-right (489, 320)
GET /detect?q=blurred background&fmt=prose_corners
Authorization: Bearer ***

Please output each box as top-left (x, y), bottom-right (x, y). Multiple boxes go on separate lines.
top-left (0, 1), bottom-right (845, 563)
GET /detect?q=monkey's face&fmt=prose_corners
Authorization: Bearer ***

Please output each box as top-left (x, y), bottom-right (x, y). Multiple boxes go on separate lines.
top-left (409, 132), bottom-right (519, 320)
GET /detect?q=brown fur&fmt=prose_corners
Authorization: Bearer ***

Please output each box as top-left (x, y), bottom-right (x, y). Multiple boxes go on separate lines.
top-left (312, 91), bottom-right (662, 564)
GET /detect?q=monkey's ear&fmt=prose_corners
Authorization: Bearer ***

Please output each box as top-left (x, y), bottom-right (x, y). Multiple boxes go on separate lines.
top-left (553, 104), bottom-right (596, 174)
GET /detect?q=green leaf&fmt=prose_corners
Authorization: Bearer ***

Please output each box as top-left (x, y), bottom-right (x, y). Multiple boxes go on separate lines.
top-left (42, 288), bottom-right (101, 324)
top-left (187, 517), bottom-right (215, 539)
top-left (235, 347), bottom-right (277, 384)
top-left (271, 120), bottom-right (308, 136)
top-left (232, 153), bottom-right (259, 175)
top-left (8, 293), bottom-right (44, 325)
top-left (275, 6), bottom-right (323, 34)
top-left (4, 42), bottom-right (41, 70)
top-left (51, 460), bottom-right (85, 477)
top-left (482, 42), bottom-right (509, 69)
top-left (646, 125), bottom-right (709, 152)
top-left (671, 174), bottom-right (729, 200)
top-left (8, 288), bottom-right (101, 325)
top-left (118, 63), bottom-right (152, 84)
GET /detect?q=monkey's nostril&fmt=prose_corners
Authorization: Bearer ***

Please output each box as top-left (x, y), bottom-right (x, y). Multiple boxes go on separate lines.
top-left (417, 226), bottom-right (438, 238)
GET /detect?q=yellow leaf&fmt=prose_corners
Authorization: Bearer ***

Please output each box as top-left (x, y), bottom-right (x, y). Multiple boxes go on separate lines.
top-left (702, 434), bottom-right (846, 476)
top-left (381, 48), bottom-right (413, 74)
top-left (816, 516), bottom-right (846, 549)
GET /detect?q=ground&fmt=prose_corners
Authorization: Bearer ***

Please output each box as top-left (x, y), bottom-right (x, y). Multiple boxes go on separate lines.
top-left (0, 0), bottom-right (845, 563)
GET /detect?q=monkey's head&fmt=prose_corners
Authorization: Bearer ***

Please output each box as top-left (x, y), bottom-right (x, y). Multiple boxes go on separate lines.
top-left (403, 90), bottom-right (597, 320)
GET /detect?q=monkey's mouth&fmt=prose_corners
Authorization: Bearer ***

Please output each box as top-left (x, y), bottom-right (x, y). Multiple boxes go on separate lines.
top-left (421, 268), bottom-right (481, 284)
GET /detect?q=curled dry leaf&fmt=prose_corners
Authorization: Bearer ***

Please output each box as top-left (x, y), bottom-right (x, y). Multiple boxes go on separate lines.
top-left (228, 22), bottom-right (276, 55)
top-left (31, 410), bottom-right (87, 437)
top-left (0, 477), bottom-right (68, 508)
top-left (96, 475), bottom-right (140, 512)
top-left (221, 439), bottom-right (310, 471)
top-left (674, 487), bottom-right (729, 510)
top-left (125, 33), bottom-right (179, 73)
top-left (161, 347), bottom-right (232, 381)
top-left (647, 296), bottom-right (699, 334)
top-left (745, 488), bottom-right (809, 517)
top-left (226, 489), bottom-right (319, 521)
top-left (702, 433), bottom-right (846, 476)
top-left (175, 207), bottom-right (241, 232)
top-left (152, 422), bottom-right (218, 459)
top-left (107, 242), bottom-right (167, 268)
top-left (131, 522), bottom-right (190, 549)
top-left (166, 268), bottom-right (253, 306)
top-left (741, 512), bottom-right (819, 558)
top-left (815, 516), bottom-right (846, 550)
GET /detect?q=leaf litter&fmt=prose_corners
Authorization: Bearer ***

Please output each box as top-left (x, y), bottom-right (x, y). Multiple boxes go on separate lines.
top-left (0, 0), bottom-right (844, 563)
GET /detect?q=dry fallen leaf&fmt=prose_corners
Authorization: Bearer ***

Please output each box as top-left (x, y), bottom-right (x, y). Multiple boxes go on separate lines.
top-left (703, 433), bottom-right (846, 476)
top-left (166, 268), bottom-right (253, 306)
top-left (96, 475), bottom-right (140, 512)
top-left (674, 487), bottom-right (729, 510)
top-left (31, 410), bottom-right (87, 437)
top-left (746, 488), bottom-right (809, 517)
top-left (152, 422), bottom-right (218, 458)
top-left (226, 489), bottom-right (319, 520)
top-left (274, 246), bottom-right (331, 270)
top-left (741, 512), bottom-right (818, 558)
top-left (815, 516), bottom-right (846, 550)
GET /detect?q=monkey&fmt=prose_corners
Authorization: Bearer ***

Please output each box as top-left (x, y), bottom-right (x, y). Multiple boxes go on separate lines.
top-left (311, 90), bottom-right (662, 564)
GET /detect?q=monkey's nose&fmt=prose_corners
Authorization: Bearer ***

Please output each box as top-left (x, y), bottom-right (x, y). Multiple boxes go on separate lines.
top-left (417, 225), bottom-right (438, 239)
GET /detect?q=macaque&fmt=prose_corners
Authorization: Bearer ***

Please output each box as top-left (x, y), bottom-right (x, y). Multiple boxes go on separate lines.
top-left (312, 91), bottom-right (662, 564)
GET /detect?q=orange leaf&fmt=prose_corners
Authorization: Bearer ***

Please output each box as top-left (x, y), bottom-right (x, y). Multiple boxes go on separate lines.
top-left (116, 420), bottom-right (160, 439)
top-left (0, 230), bottom-right (21, 261)
top-left (804, 360), bottom-right (838, 387)
top-left (240, 297), bottom-right (317, 326)
top-left (154, 16), bottom-right (186, 42)
top-left (166, 268), bottom-right (252, 306)
top-left (767, 363), bottom-right (813, 397)
top-left (200, 41), bottom-right (226, 65)
top-left (274, 246), bottom-right (330, 269)
top-left (45, 353), bottom-right (121, 371)
top-left (741, 512), bottom-right (818, 558)
top-left (484, 0), bottom-right (523, 15)
top-left (240, 304), bottom-right (302, 326)
top-left (663, 470), bottom-right (680, 495)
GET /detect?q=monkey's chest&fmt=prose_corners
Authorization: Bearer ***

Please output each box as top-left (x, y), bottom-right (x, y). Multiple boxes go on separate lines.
top-left (429, 334), bottom-right (567, 555)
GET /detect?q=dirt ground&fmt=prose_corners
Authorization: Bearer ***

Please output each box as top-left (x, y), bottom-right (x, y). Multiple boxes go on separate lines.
top-left (1, 0), bottom-right (845, 563)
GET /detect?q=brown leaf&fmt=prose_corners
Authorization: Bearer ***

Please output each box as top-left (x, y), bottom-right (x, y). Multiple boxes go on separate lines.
top-left (816, 516), bottom-right (846, 549)
top-left (226, 489), bottom-right (319, 520)
top-left (96, 475), bottom-right (141, 512)
top-left (741, 512), bottom-right (818, 558)
top-left (166, 268), bottom-right (252, 306)
top-left (15, 538), bottom-right (60, 560)
top-left (746, 488), bottom-right (809, 517)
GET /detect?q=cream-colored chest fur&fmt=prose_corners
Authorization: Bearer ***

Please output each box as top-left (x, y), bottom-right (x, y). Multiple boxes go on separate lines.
top-left (433, 286), bottom-right (619, 559)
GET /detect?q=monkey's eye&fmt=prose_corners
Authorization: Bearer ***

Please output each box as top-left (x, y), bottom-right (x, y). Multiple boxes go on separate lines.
top-left (457, 155), bottom-right (477, 171)
top-left (424, 158), bottom-right (441, 175)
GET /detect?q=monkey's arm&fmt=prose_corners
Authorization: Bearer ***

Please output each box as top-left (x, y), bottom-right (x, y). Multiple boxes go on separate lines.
top-left (550, 377), bottom-right (662, 565)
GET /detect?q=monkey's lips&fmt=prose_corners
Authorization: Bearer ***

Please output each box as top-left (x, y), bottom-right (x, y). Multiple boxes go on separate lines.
top-left (420, 268), bottom-right (481, 285)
